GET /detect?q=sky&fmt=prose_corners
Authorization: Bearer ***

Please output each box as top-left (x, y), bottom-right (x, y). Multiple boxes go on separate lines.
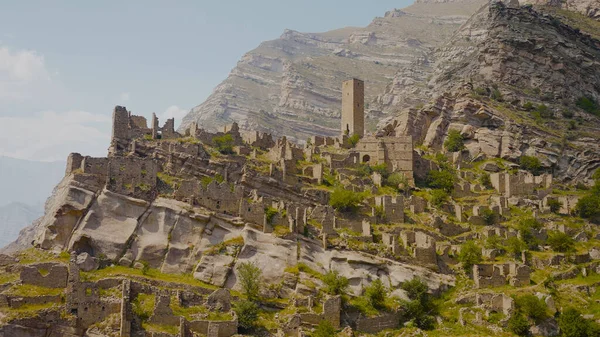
top-left (0, 0), bottom-right (411, 162)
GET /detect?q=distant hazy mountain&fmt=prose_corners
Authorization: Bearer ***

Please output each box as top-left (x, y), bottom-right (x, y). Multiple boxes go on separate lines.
top-left (0, 202), bottom-right (43, 248)
top-left (0, 156), bottom-right (65, 249)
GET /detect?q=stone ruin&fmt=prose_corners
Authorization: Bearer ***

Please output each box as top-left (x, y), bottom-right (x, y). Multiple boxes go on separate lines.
top-left (472, 263), bottom-right (531, 288)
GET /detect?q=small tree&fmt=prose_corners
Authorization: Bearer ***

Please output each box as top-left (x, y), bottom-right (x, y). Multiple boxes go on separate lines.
top-left (458, 240), bottom-right (482, 273)
top-left (547, 231), bottom-right (575, 253)
top-left (444, 130), bottom-right (465, 152)
top-left (519, 155), bottom-right (542, 175)
top-left (559, 308), bottom-right (600, 337)
top-left (479, 173), bottom-right (493, 190)
top-left (400, 277), bottom-right (436, 330)
top-left (213, 134), bottom-right (234, 154)
top-left (575, 194), bottom-right (600, 221)
top-left (233, 300), bottom-right (259, 330)
top-left (322, 270), bottom-right (349, 296)
top-left (312, 320), bottom-right (336, 337)
top-left (547, 199), bottom-right (562, 213)
top-left (426, 169), bottom-right (455, 193)
top-left (348, 134), bottom-right (360, 147)
top-left (506, 237), bottom-right (527, 258)
top-left (329, 188), bottom-right (364, 213)
top-left (482, 209), bottom-right (497, 225)
top-left (516, 294), bottom-right (548, 323)
top-left (576, 96), bottom-right (600, 116)
top-left (430, 189), bottom-right (448, 206)
top-left (386, 172), bottom-right (407, 190)
top-left (237, 262), bottom-right (262, 302)
top-left (508, 311), bottom-right (531, 337)
top-left (364, 279), bottom-right (387, 309)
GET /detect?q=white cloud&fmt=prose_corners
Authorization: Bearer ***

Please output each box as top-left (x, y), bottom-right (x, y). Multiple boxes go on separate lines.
top-left (0, 110), bottom-right (111, 162)
top-left (160, 105), bottom-right (189, 129)
top-left (120, 92), bottom-right (130, 102)
top-left (0, 47), bottom-right (52, 101)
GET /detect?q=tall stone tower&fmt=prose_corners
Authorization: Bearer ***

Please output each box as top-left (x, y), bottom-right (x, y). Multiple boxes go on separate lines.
top-left (341, 78), bottom-right (365, 137)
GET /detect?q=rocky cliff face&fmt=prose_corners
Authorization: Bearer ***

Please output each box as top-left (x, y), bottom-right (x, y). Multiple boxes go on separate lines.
top-left (378, 1), bottom-right (600, 182)
top-left (180, 0), bottom-right (486, 142)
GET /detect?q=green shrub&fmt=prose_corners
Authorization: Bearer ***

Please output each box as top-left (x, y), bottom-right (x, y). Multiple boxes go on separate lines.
top-left (508, 312), bottom-right (531, 336)
top-left (506, 237), bottom-right (527, 258)
top-left (458, 240), bottom-right (482, 273)
top-left (312, 320), bottom-right (336, 337)
top-left (559, 308), bottom-right (600, 337)
top-left (568, 120), bottom-right (577, 130)
top-left (491, 89), bottom-right (504, 101)
top-left (547, 231), bottom-right (575, 253)
top-left (430, 189), bottom-right (449, 206)
top-left (329, 188), bottom-right (364, 213)
top-left (233, 300), bottom-right (259, 330)
top-left (385, 172), bottom-right (407, 189)
top-left (348, 134), bottom-right (360, 147)
top-left (547, 199), bottom-right (562, 213)
top-left (400, 277), bottom-right (436, 330)
top-left (518, 217), bottom-right (543, 249)
top-left (444, 130), bottom-right (465, 152)
top-left (482, 209), bottom-right (497, 225)
top-left (575, 194), bottom-right (600, 220)
top-left (426, 169), bottom-right (455, 193)
top-left (562, 109), bottom-right (574, 118)
top-left (519, 155), bottom-right (542, 175)
top-left (264, 207), bottom-right (279, 225)
top-left (523, 101), bottom-right (535, 111)
top-left (536, 104), bottom-right (553, 118)
top-left (237, 262), bottom-right (262, 302)
top-left (474, 87), bottom-right (488, 96)
top-left (364, 279), bottom-right (387, 309)
top-left (213, 134), bottom-right (234, 154)
top-left (516, 294), bottom-right (548, 323)
top-left (322, 270), bottom-right (349, 296)
top-left (480, 173), bottom-right (493, 189)
top-left (576, 96), bottom-right (600, 116)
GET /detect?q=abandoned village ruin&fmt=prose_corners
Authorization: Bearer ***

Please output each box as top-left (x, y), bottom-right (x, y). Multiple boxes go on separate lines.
top-left (1, 75), bottom-right (597, 337)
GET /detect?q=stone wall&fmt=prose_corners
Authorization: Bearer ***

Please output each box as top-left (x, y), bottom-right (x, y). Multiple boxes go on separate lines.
top-left (20, 262), bottom-right (68, 288)
top-left (107, 157), bottom-right (158, 200)
top-left (355, 311), bottom-right (400, 333)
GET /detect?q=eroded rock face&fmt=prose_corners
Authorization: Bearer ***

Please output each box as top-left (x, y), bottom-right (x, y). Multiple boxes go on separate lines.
top-left (378, 2), bottom-right (600, 183)
top-left (180, 0), bottom-right (486, 142)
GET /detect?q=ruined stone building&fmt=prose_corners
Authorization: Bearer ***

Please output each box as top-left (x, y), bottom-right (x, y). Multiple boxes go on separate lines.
top-left (341, 78), bottom-right (365, 137)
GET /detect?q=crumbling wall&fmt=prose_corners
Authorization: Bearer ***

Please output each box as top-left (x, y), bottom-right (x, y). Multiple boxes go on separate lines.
top-left (107, 157), bottom-right (158, 200)
top-left (20, 262), bottom-right (68, 288)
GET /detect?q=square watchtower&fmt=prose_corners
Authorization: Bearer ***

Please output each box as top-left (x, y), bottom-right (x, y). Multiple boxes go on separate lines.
top-left (341, 78), bottom-right (365, 137)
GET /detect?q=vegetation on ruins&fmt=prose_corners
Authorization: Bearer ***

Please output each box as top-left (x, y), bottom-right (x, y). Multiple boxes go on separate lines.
top-left (457, 240), bottom-right (482, 273)
top-left (558, 308), bottom-right (600, 337)
top-left (444, 129), bottom-right (465, 152)
top-left (399, 277), bottom-right (436, 330)
top-left (312, 320), bottom-right (336, 337)
top-left (348, 133), bottom-right (360, 147)
top-left (364, 279), bottom-right (387, 310)
top-left (213, 134), bottom-right (235, 154)
top-left (322, 270), bottom-right (349, 296)
top-left (547, 231), bottom-right (575, 253)
top-left (328, 187), bottom-right (365, 213)
top-left (519, 155), bottom-right (542, 175)
top-left (233, 300), bottom-right (259, 330)
top-left (575, 170), bottom-right (600, 222)
top-left (237, 262), bottom-right (262, 302)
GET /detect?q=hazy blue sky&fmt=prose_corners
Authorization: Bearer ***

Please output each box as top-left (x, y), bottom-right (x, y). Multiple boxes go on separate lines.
top-left (0, 0), bottom-right (411, 161)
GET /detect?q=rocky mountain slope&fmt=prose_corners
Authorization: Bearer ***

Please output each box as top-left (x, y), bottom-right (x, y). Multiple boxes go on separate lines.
top-left (378, 1), bottom-right (600, 183)
top-left (180, 0), bottom-right (486, 142)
